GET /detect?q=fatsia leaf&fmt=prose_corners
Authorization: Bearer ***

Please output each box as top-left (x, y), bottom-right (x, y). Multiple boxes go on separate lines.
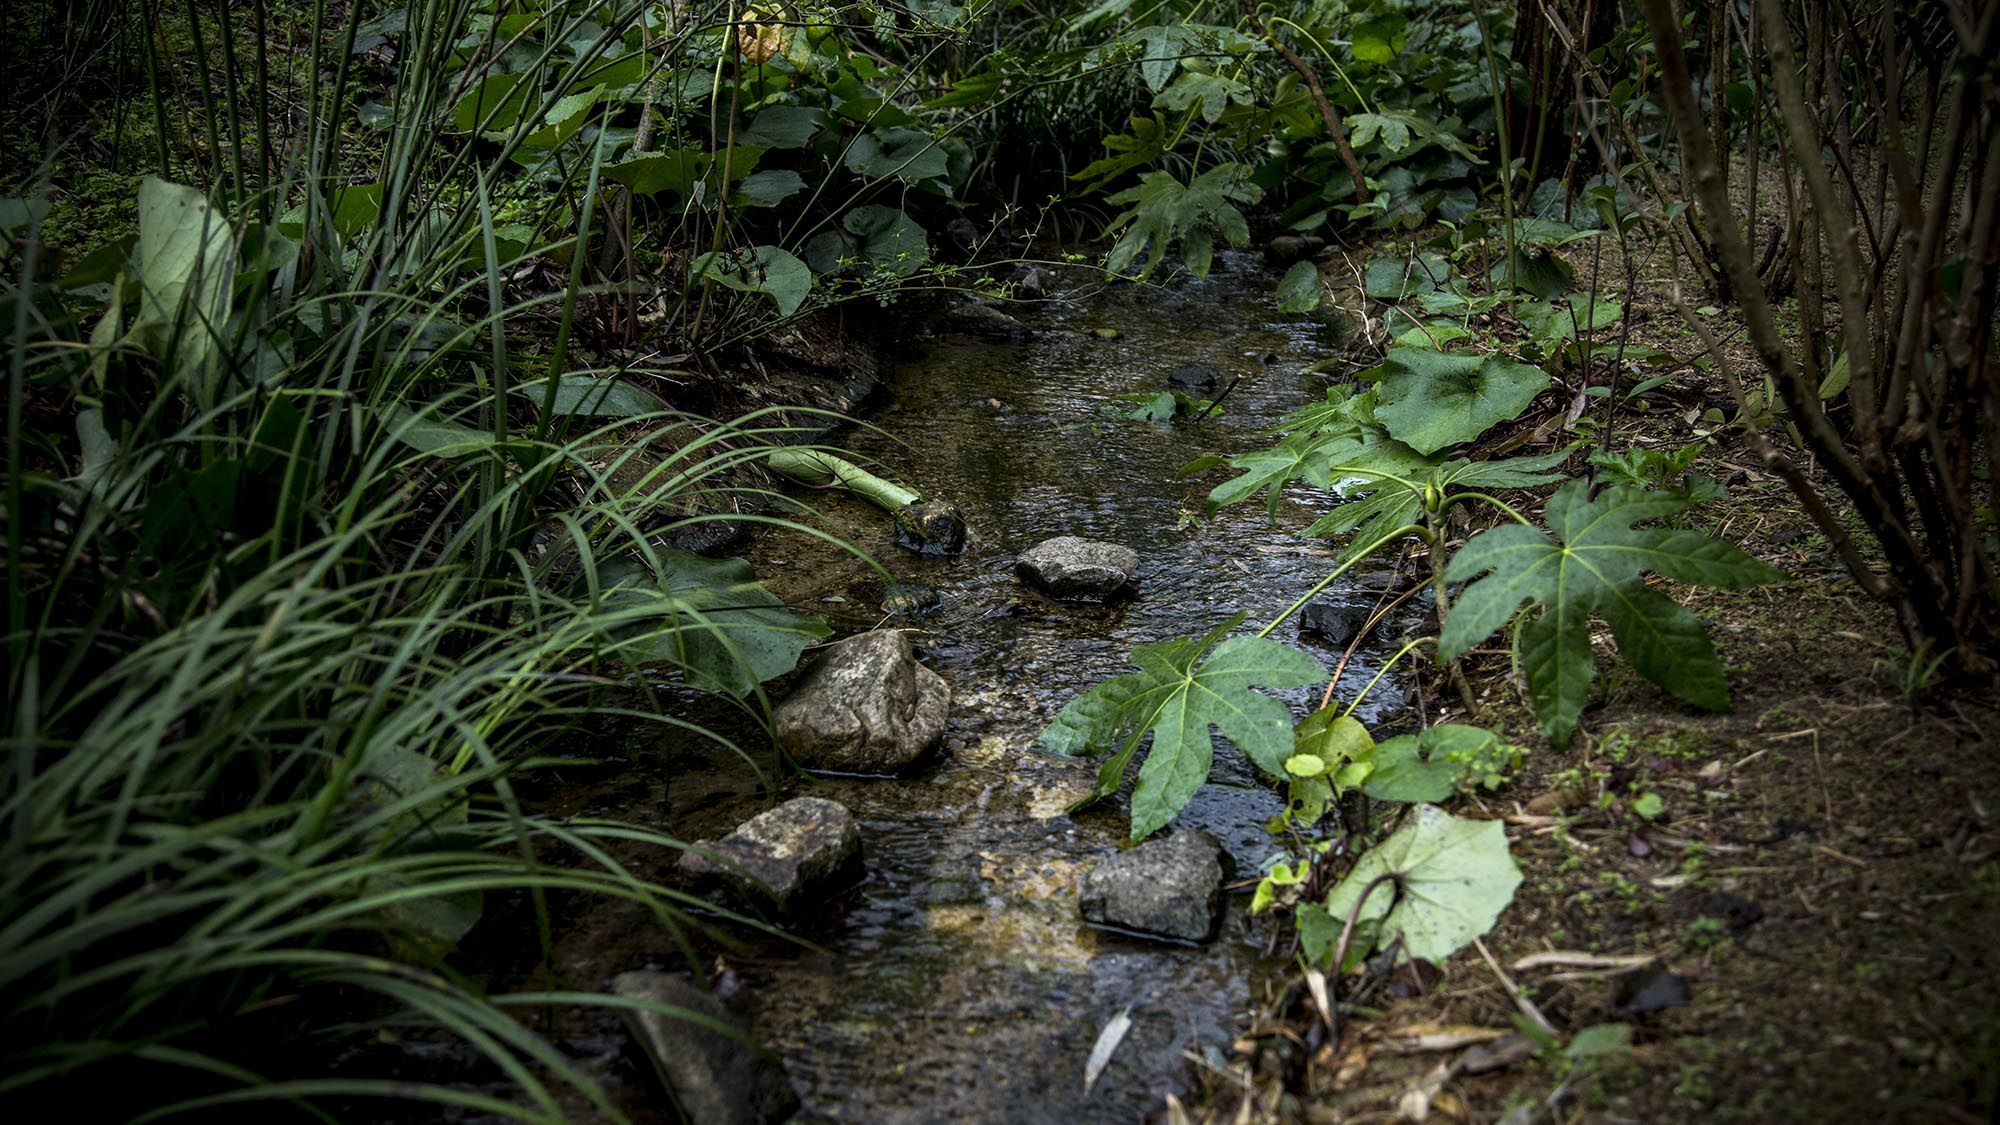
top-left (1038, 614), bottom-right (1325, 840)
top-left (1439, 482), bottom-right (1786, 746)
top-left (1366, 346), bottom-right (1551, 455)
top-left (1304, 448), bottom-right (1571, 565)
top-left (1321, 804), bottom-right (1522, 965)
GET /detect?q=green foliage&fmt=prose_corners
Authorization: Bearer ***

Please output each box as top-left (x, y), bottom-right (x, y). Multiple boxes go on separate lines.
top-left (1102, 163), bottom-right (1260, 278)
top-left (1306, 804), bottom-right (1522, 966)
top-left (598, 552), bottom-right (832, 697)
top-left (1038, 614), bottom-right (1325, 839)
top-left (1362, 345), bottom-right (1552, 456)
top-left (1115, 390), bottom-right (1220, 422)
top-left (1440, 482), bottom-right (1786, 747)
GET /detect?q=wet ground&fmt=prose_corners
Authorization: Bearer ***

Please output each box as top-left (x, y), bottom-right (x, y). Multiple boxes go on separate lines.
top-left (546, 254), bottom-right (1421, 1122)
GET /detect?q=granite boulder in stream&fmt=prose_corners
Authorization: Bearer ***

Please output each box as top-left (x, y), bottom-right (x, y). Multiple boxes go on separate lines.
top-left (1015, 536), bottom-right (1140, 601)
top-left (1079, 830), bottom-right (1229, 942)
top-left (612, 970), bottom-right (799, 1124)
top-left (678, 796), bottom-right (863, 909)
top-left (774, 630), bottom-right (949, 773)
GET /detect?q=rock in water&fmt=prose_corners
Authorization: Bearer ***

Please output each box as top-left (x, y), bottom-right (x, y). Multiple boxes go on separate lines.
top-left (893, 501), bottom-right (968, 556)
top-left (1168, 363), bottom-right (1222, 394)
top-left (935, 299), bottom-right (1033, 341)
top-left (1078, 830), bottom-right (1228, 942)
top-left (612, 971), bottom-right (799, 1124)
top-left (677, 796), bottom-right (864, 909)
top-left (1300, 601), bottom-right (1368, 648)
top-left (1015, 537), bottom-right (1140, 601)
top-left (774, 630), bottom-right (949, 773)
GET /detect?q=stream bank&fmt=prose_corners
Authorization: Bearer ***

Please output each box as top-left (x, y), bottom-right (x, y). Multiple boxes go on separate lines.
top-left (540, 252), bottom-right (1418, 1122)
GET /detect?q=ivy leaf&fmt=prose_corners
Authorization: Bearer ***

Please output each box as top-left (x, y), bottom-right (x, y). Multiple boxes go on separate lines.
top-left (1038, 614), bottom-right (1325, 840)
top-left (1365, 346), bottom-right (1552, 455)
top-left (1439, 481), bottom-right (1786, 747)
top-left (1322, 805), bottom-right (1522, 965)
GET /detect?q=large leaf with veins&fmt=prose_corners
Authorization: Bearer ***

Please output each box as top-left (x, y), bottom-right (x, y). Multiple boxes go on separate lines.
top-left (1439, 481), bottom-right (1784, 746)
top-left (1039, 613), bottom-right (1325, 839)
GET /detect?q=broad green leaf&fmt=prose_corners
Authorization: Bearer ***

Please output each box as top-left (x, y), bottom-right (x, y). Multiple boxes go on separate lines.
top-left (1297, 901), bottom-right (1376, 971)
top-left (449, 72), bottom-right (532, 133)
top-left (1304, 448), bottom-right (1571, 567)
top-left (804, 205), bottom-right (930, 279)
top-left (605, 148), bottom-right (710, 197)
top-left (690, 244), bottom-right (813, 317)
top-left (1321, 804), bottom-right (1521, 964)
top-left (511, 374), bottom-right (665, 418)
top-left (1103, 164), bottom-right (1259, 279)
top-left (846, 126), bottom-right (950, 183)
top-left (1363, 734), bottom-right (1456, 803)
top-left (602, 552), bottom-right (831, 697)
top-left (740, 105), bottom-right (825, 148)
top-left (1440, 481), bottom-right (1786, 746)
top-left (1350, 15), bottom-right (1406, 63)
top-left (1038, 615), bottom-right (1325, 840)
top-left (134, 179), bottom-right (235, 409)
top-left (1367, 346), bottom-right (1551, 455)
top-left (1364, 251), bottom-right (1451, 299)
top-left (520, 86), bottom-right (602, 148)
top-left (1275, 259), bottom-right (1322, 314)
top-left (1154, 69), bottom-right (1253, 123)
top-left (733, 169), bottom-right (807, 208)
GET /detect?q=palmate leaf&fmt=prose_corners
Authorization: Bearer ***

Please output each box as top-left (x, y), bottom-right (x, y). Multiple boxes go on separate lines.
top-left (1304, 448), bottom-right (1572, 563)
top-left (1038, 613), bottom-right (1325, 840)
top-left (1439, 482), bottom-right (1786, 747)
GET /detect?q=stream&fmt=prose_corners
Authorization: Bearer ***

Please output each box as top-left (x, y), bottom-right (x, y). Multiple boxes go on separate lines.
top-left (550, 253), bottom-right (1412, 1123)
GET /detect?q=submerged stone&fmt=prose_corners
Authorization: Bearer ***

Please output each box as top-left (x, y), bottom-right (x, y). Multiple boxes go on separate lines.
top-left (612, 970), bottom-right (799, 1124)
top-left (1078, 830), bottom-right (1227, 943)
top-left (1300, 600), bottom-right (1369, 648)
top-left (774, 630), bottom-right (950, 773)
top-left (677, 796), bottom-right (864, 909)
top-left (935, 299), bottom-right (1032, 341)
top-left (1015, 537), bottom-right (1140, 601)
top-left (1168, 363), bottom-right (1222, 394)
top-left (893, 500), bottom-right (968, 556)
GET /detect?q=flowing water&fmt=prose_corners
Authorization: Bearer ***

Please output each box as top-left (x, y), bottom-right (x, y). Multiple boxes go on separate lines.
top-left (548, 254), bottom-right (1414, 1122)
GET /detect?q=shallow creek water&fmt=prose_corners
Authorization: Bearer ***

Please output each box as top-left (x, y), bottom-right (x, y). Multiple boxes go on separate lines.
top-left (558, 254), bottom-right (1412, 1122)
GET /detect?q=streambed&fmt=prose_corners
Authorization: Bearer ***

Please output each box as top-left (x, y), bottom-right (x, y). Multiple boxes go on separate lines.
top-left (556, 254), bottom-right (1413, 1122)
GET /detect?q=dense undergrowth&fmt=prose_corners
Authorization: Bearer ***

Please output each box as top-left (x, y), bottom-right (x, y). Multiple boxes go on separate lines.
top-left (2, 0), bottom-right (1994, 1118)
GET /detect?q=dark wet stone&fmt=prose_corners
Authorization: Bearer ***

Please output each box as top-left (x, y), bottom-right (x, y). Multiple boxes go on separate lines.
top-left (892, 501), bottom-right (968, 556)
top-left (1078, 830), bottom-right (1227, 942)
top-left (1168, 363), bottom-right (1222, 394)
top-left (1300, 600), bottom-right (1368, 647)
top-left (1015, 536), bottom-right (1140, 601)
top-left (677, 796), bottom-right (864, 909)
top-left (1609, 965), bottom-right (1692, 1017)
top-left (1015, 265), bottom-right (1056, 298)
top-left (774, 630), bottom-right (950, 774)
top-left (1264, 234), bottom-right (1325, 263)
top-left (879, 582), bottom-right (942, 618)
top-left (935, 299), bottom-right (1032, 341)
top-left (612, 971), bottom-right (799, 1125)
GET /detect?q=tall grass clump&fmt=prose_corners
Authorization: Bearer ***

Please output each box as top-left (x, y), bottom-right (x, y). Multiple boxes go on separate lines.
top-left (2, 1), bottom-right (841, 1116)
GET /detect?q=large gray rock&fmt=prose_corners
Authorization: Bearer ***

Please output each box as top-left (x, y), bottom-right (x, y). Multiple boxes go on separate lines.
top-left (774, 631), bottom-right (949, 773)
top-left (1300, 600), bottom-right (1368, 648)
top-left (1015, 537), bottom-right (1140, 601)
top-left (611, 970), bottom-right (799, 1124)
top-left (677, 796), bottom-right (863, 909)
top-left (1169, 363), bottom-right (1222, 394)
top-left (1078, 830), bottom-right (1228, 943)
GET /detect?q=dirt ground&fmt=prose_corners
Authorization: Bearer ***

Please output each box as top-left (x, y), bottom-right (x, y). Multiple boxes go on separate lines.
top-left (1185, 219), bottom-right (2000, 1123)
